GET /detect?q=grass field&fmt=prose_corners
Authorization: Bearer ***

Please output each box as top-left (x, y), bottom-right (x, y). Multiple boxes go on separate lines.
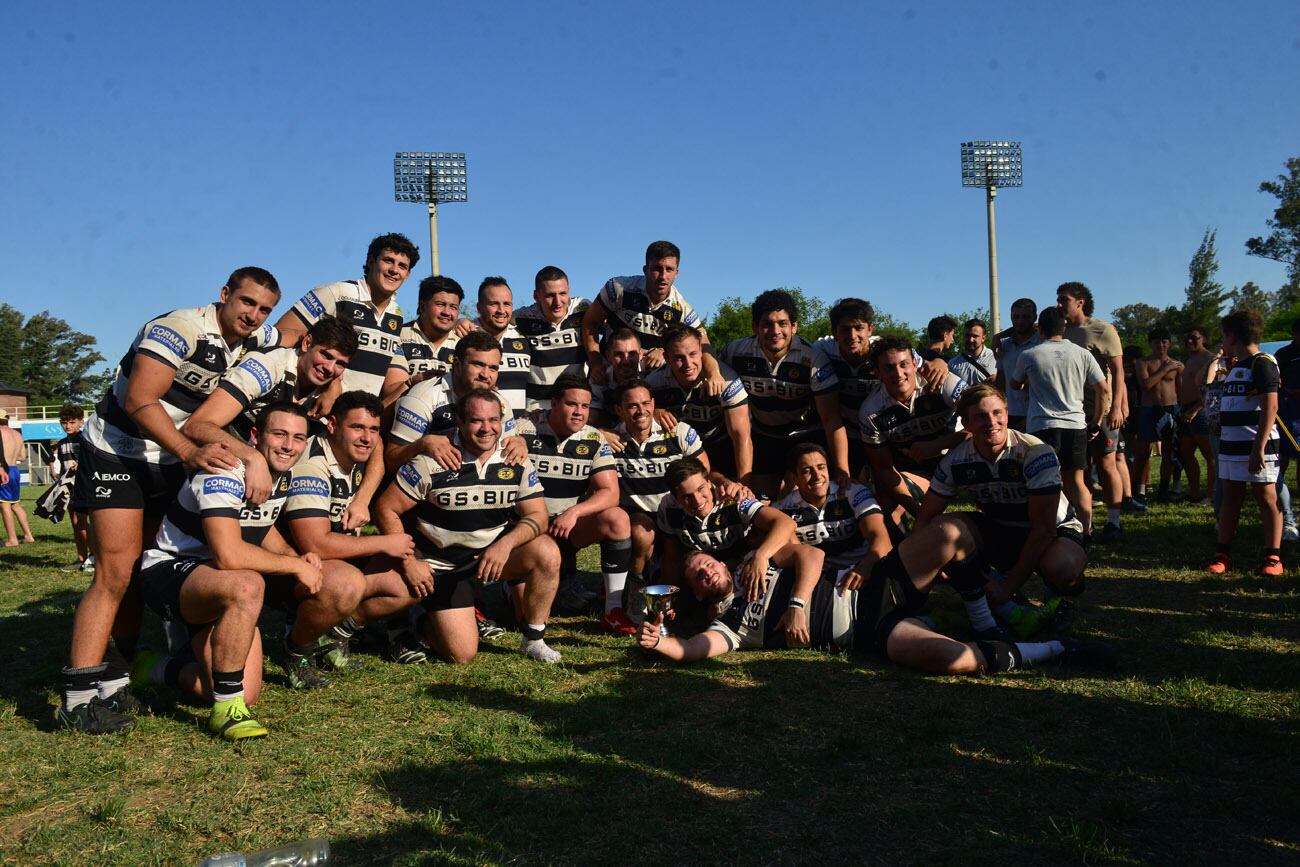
top-left (0, 478), bottom-right (1297, 866)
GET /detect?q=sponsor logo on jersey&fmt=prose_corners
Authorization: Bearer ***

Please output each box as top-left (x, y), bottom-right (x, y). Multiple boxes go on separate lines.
top-left (722, 379), bottom-right (744, 400)
top-left (396, 406), bottom-right (428, 435)
top-left (289, 476), bottom-right (331, 498)
top-left (685, 427), bottom-right (698, 445)
top-left (301, 292), bottom-right (325, 318)
top-left (815, 363), bottom-right (835, 383)
top-left (144, 324), bottom-right (190, 358)
top-left (95, 486), bottom-right (111, 498)
top-left (241, 358), bottom-right (274, 394)
top-left (93, 472), bottom-right (132, 481)
top-left (738, 498), bottom-right (760, 514)
top-left (1024, 453), bottom-right (1058, 479)
top-left (527, 470), bottom-right (539, 487)
top-left (398, 462), bottom-right (421, 487)
top-left (203, 475), bottom-right (245, 498)
top-left (850, 485), bottom-right (875, 507)
top-left (261, 323), bottom-right (274, 344)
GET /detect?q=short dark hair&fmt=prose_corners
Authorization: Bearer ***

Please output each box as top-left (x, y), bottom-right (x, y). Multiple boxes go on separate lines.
top-left (956, 382), bottom-right (1006, 419)
top-left (870, 334), bottom-right (914, 366)
top-left (1038, 307), bottom-right (1067, 338)
top-left (829, 298), bottom-right (874, 329)
top-left (1148, 326), bottom-right (1172, 342)
top-left (614, 377), bottom-right (653, 406)
top-left (59, 404), bottom-right (84, 423)
top-left (534, 266), bottom-right (567, 291)
top-left (1057, 281), bottom-right (1094, 317)
top-left (330, 390), bottom-right (383, 422)
top-left (253, 400), bottom-right (310, 433)
top-left (645, 240), bottom-right (680, 264)
top-left (605, 327), bottom-right (641, 355)
top-left (663, 325), bottom-right (703, 350)
top-left (752, 290), bottom-right (800, 326)
top-left (787, 441), bottom-right (829, 473)
top-left (365, 233), bottom-right (420, 272)
top-left (226, 266), bottom-right (280, 298)
top-left (1123, 345), bottom-right (1143, 362)
top-left (455, 330), bottom-right (502, 357)
top-left (665, 457), bottom-right (710, 491)
top-left (926, 315), bottom-right (958, 342)
top-left (418, 275), bottom-right (464, 306)
top-left (1011, 297), bottom-right (1037, 312)
top-left (550, 373), bottom-right (593, 401)
top-left (1185, 325), bottom-right (1207, 339)
top-left (964, 319), bottom-right (987, 334)
top-left (1221, 310), bottom-right (1264, 346)
top-left (478, 276), bottom-right (510, 302)
top-left (307, 315), bottom-right (359, 357)
top-left (455, 387), bottom-right (504, 420)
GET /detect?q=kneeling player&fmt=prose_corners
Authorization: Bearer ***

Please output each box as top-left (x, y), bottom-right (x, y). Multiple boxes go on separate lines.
top-left (374, 389), bottom-right (564, 664)
top-left (137, 403), bottom-right (321, 740)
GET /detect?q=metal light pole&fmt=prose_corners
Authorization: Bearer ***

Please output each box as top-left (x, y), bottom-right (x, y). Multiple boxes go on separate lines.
top-left (393, 152), bottom-right (468, 276)
top-left (960, 141), bottom-right (1022, 334)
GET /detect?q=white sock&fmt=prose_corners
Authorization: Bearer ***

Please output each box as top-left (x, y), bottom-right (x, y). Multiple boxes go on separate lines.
top-left (97, 675), bottom-right (129, 700)
top-left (963, 595), bottom-right (999, 632)
top-left (65, 687), bottom-right (98, 712)
top-left (1136, 484), bottom-right (1146, 496)
top-left (604, 572), bottom-right (628, 614)
top-left (1015, 640), bottom-right (1065, 665)
top-left (1107, 507), bottom-right (1121, 525)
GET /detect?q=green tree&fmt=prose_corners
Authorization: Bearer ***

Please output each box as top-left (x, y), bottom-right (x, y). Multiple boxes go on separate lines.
top-left (1177, 229), bottom-right (1230, 339)
top-left (1110, 302), bottom-right (1175, 351)
top-left (703, 287), bottom-right (831, 347)
top-left (1228, 281), bottom-right (1278, 320)
top-left (0, 304), bottom-right (22, 385)
top-left (17, 311), bottom-right (109, 404)
top-left (1246, 156), bottom-right (1300, 298)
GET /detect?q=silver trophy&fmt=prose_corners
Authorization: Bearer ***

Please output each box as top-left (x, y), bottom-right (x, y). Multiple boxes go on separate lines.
top-left (642, 584), bottom-right (679, 635)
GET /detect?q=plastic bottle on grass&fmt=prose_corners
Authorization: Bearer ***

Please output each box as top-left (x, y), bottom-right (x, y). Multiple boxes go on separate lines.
top-left (198, 837), bottom-right (329, 866)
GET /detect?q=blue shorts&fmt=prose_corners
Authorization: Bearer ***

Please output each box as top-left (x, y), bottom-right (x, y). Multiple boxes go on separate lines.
top-left (0, 464), bottom-right (19, 503)
top-left (1139, 405), bottom-right (1177, 443)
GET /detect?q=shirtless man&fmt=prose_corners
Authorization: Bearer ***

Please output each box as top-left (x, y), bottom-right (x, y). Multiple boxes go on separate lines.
top-left (0, 411), bottom-right (34, 546)
top-left (1134, 327), bottom-right (1183, 503)
top-left (1177, 327), bottom-right (1218, 504)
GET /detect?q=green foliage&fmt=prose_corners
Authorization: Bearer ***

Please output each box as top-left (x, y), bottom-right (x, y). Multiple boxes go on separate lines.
top-left (704, 287), bottom-right (919, 348)
top-left (0, 305), bottom-right (109, 404)
top-left (1264, 300), bottom-right (1300, 342)
top-left (1111, 302), bottom-right (1175, 352)
top-left (1245, 156), bottom-right (1300, 293)
top-left (1179, 229), bottom-right (1230, 338)
top-left (1228, 281), bottom-right (1281, 321)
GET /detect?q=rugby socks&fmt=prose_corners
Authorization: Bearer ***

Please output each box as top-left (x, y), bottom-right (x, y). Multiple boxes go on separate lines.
top-left (1016, 640), bottom-right (1065, 665)
top-left (521, 623), bottom-right (547, 641)
top-left (1107, 507), bottom-right (1122, 526)
top-left (211, 670), bottom-right (244, 703)
top-left (329, 616), bottom-right (361, 642)
top-left (946, 558), bottom-right (999, 634)
top-left (992, 600), bottom-right (1019, 620)
top-left (63, 663), bottom-right (105, 712)
top-left (97, 640), bottom-right (132, 700)
top-left (1136, 483), bottom-right (1146, 497)
top-left (601, 538), bottom-right (632, 615)
top-left (974, 641), bottom-right (1022, 672)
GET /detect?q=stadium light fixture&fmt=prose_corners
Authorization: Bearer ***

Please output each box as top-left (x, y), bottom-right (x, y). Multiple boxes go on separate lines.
top-left (960, 141), bottom-right (1023, 334)
top-left (393, 151), bottom-right (469, 275)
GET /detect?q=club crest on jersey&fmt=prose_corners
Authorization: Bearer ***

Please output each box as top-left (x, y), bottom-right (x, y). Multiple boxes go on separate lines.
top-left (497, 467), bottom-right (517, 481)
top-left (203, 475), bottom-right (245, 498)
top-left (511, 340), bottom-right (527, 352)
top-left (145, 324), bottom-right (189, 358)
top-left (652, 443), bottom-right (669, 455)
top-left (351, 468), bottom-right (364, 488)
top-left (575, 443), bottom-right (592, 457)
top-left (385, 315), bottom-right (402, 333)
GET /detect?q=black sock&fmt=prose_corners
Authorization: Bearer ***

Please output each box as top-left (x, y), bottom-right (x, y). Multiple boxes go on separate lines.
top-left (163, 655), bottom-right (191, 689)
top-left (62, 663), bottom-right (106, 709)
top-left (521, 623), bottom-right (546, 641)
top-left (212, 669), bottom-right (244, 702)
top-left (600, 537), bottom-right (632, 574)
top-left (1266, 547), bottom-right (1281, 559)
top-left (974, 640), bottom-right (1023, 673)
top-left (102, 640), bottom-right (130, 682)
top-left (1216, 543), bottom-right (1231, 556)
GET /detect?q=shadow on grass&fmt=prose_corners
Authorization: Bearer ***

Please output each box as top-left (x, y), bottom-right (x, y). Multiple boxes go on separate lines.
top-left (332, 657), bottom-right (1298, 865)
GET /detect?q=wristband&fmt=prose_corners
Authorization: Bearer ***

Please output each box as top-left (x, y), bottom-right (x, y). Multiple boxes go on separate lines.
top-left (788, 597), bottom-right (807, 610)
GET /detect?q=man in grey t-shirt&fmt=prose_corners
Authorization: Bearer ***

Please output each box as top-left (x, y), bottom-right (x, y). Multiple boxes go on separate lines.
top-left (993, 298), bottom-right (1043, 430)
top-left (1011, 306), bottom-right (1106, 537)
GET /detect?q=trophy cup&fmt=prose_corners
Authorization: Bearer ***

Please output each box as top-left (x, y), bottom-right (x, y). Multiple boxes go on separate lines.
top-left (641, 584), bottom-right (679, 636)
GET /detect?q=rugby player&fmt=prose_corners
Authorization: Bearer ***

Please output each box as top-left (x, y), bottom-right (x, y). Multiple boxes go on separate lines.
top-left (51, 404), bottom-right (91, 571)
top-left (919, 315), bottom-right (957, 361)
top-left (279, 391), bottom-right (416, 680)
top-left (656, 457), bottom-right (822, 603)
top-left (647, 326), bottom-right (752, 484)
top-left (184, 315), bottom-right (357, 501)
top-left (515, 266), bottom-right (590, 418)
top-left (62, 267), bottom-right (281, 734)
top-left (719, 290), bottom-right (847, 498)
top-left (859, 335), bottom-right (967, 520)
top-left (589, 328), bottom-right (647, 429)
top-left (373, 389), bottom-right (563, 663)
top-left (916, 383), bottom-right (1088, 613)
top-left (521, 375), bottom-right (633, 633)
top-left (471, 277), bottom-right (531, 419)
top-left (396, 275), bottom-right (463, 384)
top-left (135, 402), bottom-right (319, 740)
top-left (637, 548), bottom-right (1114, 674)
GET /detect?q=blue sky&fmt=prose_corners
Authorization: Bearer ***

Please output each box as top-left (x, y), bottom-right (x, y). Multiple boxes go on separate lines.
top-left (2, 1), bottom-right (1297, 361)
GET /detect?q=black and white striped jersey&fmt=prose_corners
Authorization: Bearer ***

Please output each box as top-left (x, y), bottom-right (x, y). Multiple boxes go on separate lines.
top-left (656, 495), bottom-right (764, 564)
top-left (215, 346), bottom-right (324, 442)
top-left (519, 421), bottom-right (615, 516)
top-left (719, 336), bottom-right (839, 438)
top-left (82, 304), bottom-right (279, 464)
top-left (394, 320), bottom-right (458, 380)
top-left (53, 434), bottom-right (81, 481)
top-left (142, 463), bottom-right (291, 569)
top-left (394, 439), bottom-right (544, 561)
top-left (709, 569), bottom-right (859, 652)
top-left (515, 298), bottom-right (590, 413)
top-left (389, 373), bottom-right (516, 446)
top-left (612, 419), bottom-right (704, 514)
top-left (1219, 353), bottom-right (1281, 463)
top-left (859, 373), bottom-right (967, 477)
top-left (597, 276), bottom-right (702, 350)
top-left (281, 436), bottom-right (364, 533)
top-left (775, 481), bottom-right (881, 569)
top-left (289, 279), bottom-right (403, 396)
top-left (929, 430), bottom-right (1081, 532)
top-left (476, 322), bottom-right (531, 419)
top-left (813, 337), bottom-right (885, 438)
top-left (645, 362), bottom-right (748, 446)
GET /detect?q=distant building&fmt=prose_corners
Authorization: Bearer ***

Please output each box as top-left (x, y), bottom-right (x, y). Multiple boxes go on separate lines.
top-left (0, 381), bottom-right (31, 420)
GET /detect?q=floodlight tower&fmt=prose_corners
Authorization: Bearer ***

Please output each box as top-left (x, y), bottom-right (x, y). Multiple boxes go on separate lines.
top-left (960, 141), bottom-right (1022, 334)
top-left (393, 151), bottom-right (468, 276)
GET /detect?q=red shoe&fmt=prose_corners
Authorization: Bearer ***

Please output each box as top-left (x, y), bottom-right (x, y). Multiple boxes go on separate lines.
top-left (1258, 556), bottom-right (1284, 577)
top-left (1205, 553), bottom-right (1231, 574)
top-left (600, 608), bottom-right (637, 635)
